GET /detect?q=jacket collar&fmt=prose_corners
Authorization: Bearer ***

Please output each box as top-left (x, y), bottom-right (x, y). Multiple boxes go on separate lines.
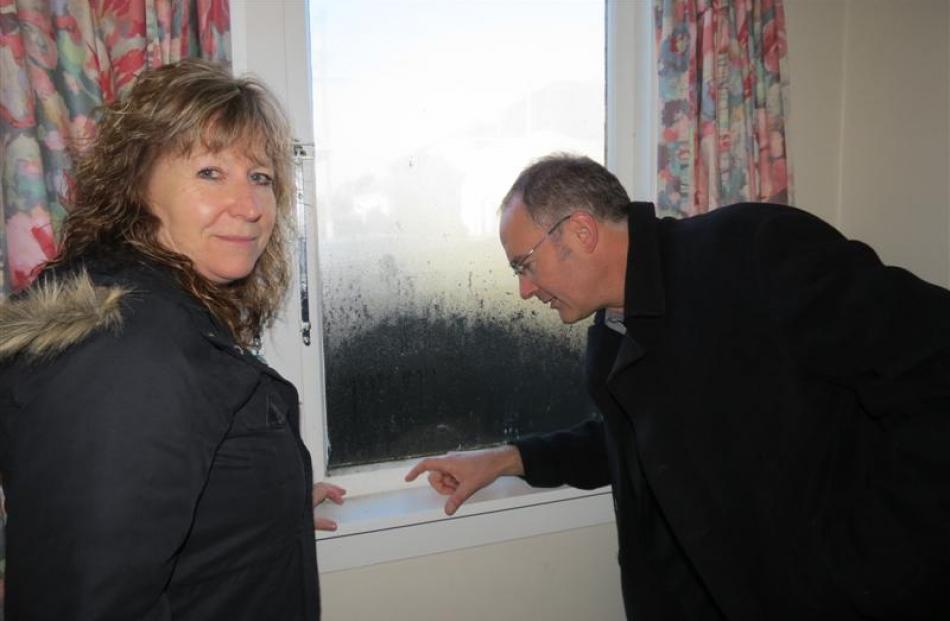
top-left (623, 201), bottom-right (666, 321)
top-left (97, 259), bottom-right (282, 374)
top-left (0, 267), bottom-right (128, 362)
top-left (111, 261), bottom-right (271, 367)
top-left (604, 202), bottom-right (666, 383)
top-left (0, 254), bottom-right (243, 363)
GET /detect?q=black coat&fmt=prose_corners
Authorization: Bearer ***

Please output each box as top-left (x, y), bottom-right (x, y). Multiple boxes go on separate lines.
top-left (516, 202), bottom-right (950, 620)
top-left (0, 259), bottom-right (319, 620)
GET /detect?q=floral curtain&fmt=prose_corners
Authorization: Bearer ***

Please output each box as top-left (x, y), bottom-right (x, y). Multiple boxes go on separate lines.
top-left (0, 0), bottom-right (231, 298)
top-left (654, 0), bottom-right (791, 217)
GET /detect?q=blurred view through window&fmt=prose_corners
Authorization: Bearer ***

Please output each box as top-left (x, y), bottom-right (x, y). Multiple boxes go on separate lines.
top-left (310, 0), bottom-right (606, 469)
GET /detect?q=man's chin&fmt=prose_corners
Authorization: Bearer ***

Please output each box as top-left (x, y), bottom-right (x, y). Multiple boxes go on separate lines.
top-left (556, 305), bottom-right (595, 325)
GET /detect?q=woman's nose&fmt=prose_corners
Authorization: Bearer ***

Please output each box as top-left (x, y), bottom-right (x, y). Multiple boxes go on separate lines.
top-left (229, 183), bottom-right (264, 221)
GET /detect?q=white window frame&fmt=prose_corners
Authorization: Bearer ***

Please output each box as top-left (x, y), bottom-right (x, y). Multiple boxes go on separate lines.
top-left (233, 0), bottom-right (656, 571)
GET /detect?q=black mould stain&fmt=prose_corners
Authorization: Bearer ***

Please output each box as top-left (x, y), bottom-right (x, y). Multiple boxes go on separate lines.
top-left (324, 310), bottom-right (597, 469)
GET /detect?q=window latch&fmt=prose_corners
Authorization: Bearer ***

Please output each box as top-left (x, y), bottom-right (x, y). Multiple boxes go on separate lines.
top-left (292, 140), bottom-right (315, 346)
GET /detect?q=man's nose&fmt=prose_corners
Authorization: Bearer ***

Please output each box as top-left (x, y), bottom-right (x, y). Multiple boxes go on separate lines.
top-left (518, 274), bottom-right (538, 300)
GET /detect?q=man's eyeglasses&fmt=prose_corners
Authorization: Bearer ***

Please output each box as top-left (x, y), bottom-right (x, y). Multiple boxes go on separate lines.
top-left (509, 213), bottom-right (573, 277)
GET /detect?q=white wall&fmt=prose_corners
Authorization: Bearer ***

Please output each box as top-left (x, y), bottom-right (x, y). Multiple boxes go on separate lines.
top-left (234, 1), bottom-right (950, 619)
top-left (785, 0), bottom-right (950, 288)
top-left (782, 0), bottom-right (847, 227)
top-left (320, 524), bottom-right (625, 621)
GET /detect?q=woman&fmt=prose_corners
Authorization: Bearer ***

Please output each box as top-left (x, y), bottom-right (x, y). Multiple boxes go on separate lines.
top-left (0, 60), bottom-right (342, 620)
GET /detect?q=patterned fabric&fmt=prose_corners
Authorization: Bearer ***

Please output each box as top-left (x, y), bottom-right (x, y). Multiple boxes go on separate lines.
top-left (0, 0), bottom-right (231, 297)
top-left (654, 0), bottom-right (791, 217)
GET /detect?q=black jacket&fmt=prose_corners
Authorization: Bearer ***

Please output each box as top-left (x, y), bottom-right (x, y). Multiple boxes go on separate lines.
top-left (516, 202), bottom-right (950, 620)
top-left (0, 258), bottom-right (319, 620)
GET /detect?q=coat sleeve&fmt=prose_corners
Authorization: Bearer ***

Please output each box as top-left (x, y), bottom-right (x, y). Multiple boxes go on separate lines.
top-left (5, 323), bottom-right (239, 620)
top-left (513, 417), bottom-right (610, 489)
top-left (753, 208), bottom-right (950, 618)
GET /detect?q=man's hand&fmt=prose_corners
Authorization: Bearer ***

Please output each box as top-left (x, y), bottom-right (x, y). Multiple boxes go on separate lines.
top-left (312, 482), bottom-right (347, 531)
top-left (404, 446), bottom-right (525, 516)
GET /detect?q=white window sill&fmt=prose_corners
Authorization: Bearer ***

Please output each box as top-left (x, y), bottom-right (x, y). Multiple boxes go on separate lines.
top-left (314, 477), bottom-right (614, 572)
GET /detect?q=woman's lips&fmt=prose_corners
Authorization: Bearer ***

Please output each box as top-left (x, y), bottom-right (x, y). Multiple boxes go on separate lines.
top-left (215, 234), bottom-right (257, 243)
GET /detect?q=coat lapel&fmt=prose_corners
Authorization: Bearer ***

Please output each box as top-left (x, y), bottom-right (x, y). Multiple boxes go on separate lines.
top-left (607, 335), bottom-right (644, 383)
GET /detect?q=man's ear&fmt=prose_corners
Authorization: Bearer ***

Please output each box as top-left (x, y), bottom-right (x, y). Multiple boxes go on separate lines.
top-left (569, 211), bottom-right (599, 254)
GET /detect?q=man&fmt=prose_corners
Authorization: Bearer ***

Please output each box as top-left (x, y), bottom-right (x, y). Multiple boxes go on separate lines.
top-left (406, 154), bottom-right (950, 620)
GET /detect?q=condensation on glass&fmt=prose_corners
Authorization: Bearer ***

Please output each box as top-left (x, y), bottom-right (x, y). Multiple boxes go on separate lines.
top-left (310, 0), bottom-right (606, 470)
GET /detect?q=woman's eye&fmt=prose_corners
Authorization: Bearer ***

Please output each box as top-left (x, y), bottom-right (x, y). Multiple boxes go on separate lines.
top-left (250, 172), bottom-right (274, 186)
top-left (197, 167), bottom-right (220, 180)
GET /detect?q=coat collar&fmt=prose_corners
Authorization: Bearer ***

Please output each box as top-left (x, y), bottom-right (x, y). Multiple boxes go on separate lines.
top-left (1, 254), bottom-right (267, 370)
top-left (111, 261), bottom-right (275, 372)
top-left (0, 267), bottom-right (128, 362)
top-left (623, 201), bottom-right (666, 321)
top-left (606, 202), bottom-right (666, 382)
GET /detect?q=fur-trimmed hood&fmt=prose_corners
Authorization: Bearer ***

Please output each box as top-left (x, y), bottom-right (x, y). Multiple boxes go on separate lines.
top-left (0, 270), bottom-right (128, 362)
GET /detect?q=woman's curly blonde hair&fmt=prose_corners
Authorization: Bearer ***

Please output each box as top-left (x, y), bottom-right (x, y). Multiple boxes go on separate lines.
top-left (52, 59), bottom-right (293, 347)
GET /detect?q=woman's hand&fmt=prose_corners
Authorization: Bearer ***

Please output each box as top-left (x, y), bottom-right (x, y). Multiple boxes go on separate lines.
top-left (312, 482), bottom-right (346, 531)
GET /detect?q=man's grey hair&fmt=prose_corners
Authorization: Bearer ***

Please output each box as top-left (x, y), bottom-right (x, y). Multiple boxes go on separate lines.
top-left (501, 153), bottom-right (631, 227)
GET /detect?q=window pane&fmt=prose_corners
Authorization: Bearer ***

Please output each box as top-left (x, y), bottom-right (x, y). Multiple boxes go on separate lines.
top-left (311, 0), bottom-right (605, 470)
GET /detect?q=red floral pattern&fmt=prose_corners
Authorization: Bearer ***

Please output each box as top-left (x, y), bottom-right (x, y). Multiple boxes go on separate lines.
top-left (0, 0), bottom-right (231, 297)
top-left (654, 0), bottom-right (792, 217)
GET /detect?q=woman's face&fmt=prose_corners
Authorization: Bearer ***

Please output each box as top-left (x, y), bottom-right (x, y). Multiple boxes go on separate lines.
top-left (145, 144), bottom-right (277, 284)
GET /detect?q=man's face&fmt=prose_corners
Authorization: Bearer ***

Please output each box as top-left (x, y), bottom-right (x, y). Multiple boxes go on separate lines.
top-left (499, 197), bottom-right (597, 324)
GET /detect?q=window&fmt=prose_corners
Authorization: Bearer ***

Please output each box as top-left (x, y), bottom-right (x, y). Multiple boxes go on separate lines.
top-left (309, 0), bottom-right (606, 472)
top-left (239, 0), bottom-right (654, 561)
